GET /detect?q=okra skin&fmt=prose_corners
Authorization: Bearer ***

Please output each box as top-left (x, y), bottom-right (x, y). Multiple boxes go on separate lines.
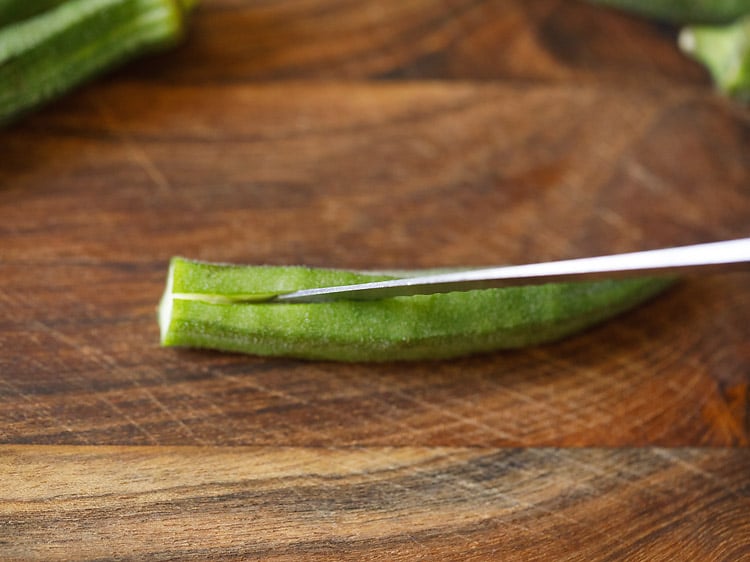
top-left (588, 0), bottom-right (750, 24)
top-left (159, 258), bottom-right (674, 362)
top-left (680, 15), bottom-right (750, 101)
top-left (0, 0), bottom-right (67, 27)
top-left (0, 0), bottom-right (194, 126)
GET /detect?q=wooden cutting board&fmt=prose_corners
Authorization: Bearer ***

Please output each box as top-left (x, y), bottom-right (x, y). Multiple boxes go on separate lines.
top-left (1, 1), bottom-right (748, 559)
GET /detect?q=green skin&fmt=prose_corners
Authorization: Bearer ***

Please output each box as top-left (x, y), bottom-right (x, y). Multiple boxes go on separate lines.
top-left (0, 0), bottom-right (197, 126)
top-left (0, 0), bottom-right (197, 27)
top-left (159, 257), bottom-right (674, 362)
top-left (589, 0), bottom-right (750, 24)
top-left (0, 0), bottom-right (69, 27)
top-left (680, 15), bottom-right (750, 101)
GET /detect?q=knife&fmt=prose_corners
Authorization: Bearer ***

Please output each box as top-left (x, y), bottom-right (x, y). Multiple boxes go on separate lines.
top-left (272, 238), bottom-right (750, 303)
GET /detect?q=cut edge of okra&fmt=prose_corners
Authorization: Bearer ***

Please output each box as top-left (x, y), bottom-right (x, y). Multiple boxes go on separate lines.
top-left (158, 257), bottom-right (676, 362)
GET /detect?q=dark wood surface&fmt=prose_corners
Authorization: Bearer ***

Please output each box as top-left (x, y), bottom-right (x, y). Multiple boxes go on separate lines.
top-left (2, 446), bottom-right (749, 560)
top-left (1, 0), bottom-right (748, 559)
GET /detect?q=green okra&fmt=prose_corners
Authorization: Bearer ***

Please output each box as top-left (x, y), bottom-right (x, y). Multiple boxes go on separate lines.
top-left (679, 14), bottom-right (750, 101)
top-left (0, 0), bottom-right (198, 126)
top-left (159, 257), bottom-right (674, 362)
top-left (0, 0), bottom-right (67, 27)
top-left (588, 0), bottom-right (750, 24)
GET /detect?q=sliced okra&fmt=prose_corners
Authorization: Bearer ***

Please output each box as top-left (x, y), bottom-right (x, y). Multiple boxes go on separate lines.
top-left (158, 257), bottom-right (674, 362)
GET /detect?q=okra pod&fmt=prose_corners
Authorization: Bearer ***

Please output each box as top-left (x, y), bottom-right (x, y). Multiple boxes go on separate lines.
top-left (588, 0), bottom-right (750, 24)
top-left (159, 257), bottom-right (674, 362)
top-left (680, 15), bottom-right (750, 101)
top-left (0, 0), bottom-right (67, 27)
top-left (0, 0), bottom-right (197, 126)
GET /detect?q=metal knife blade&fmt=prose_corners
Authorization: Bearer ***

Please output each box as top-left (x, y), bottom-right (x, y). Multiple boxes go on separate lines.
top-left (272, 238), bottom-right (750, 303)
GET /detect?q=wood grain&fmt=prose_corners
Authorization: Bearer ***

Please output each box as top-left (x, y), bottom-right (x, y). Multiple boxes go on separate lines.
top-left (2, 82), bottom-right (748, 447)
top-left (0, 0), bottom-right (748, 558)
top-left (126, 0), bottom-right (707, 85)
top-left (1, 446), bottom-right (748, 561)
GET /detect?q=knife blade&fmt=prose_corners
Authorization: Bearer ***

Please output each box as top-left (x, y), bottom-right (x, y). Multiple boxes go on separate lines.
top-left (272, 238), bottom-right (750, 303)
